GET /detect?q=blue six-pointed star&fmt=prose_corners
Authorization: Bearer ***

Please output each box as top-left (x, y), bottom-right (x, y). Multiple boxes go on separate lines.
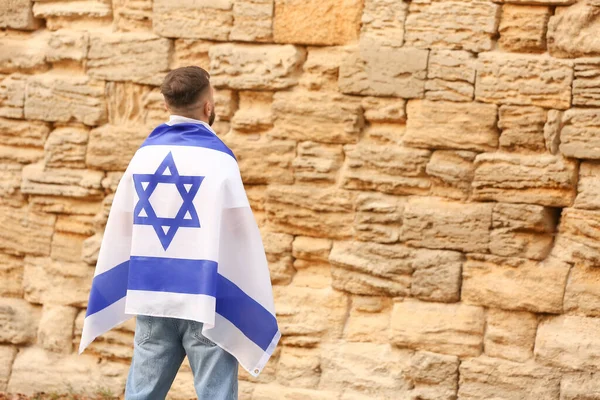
top-left (133, 152), bottom-right (204, 250)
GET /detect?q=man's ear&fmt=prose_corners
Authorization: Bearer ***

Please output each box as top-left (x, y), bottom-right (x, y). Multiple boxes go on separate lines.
top-left (204, 100), bottom-right (212, 118)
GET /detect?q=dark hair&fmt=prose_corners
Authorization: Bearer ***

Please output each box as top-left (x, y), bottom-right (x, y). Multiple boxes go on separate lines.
top-left (160, 66), bottom-right (211, 109)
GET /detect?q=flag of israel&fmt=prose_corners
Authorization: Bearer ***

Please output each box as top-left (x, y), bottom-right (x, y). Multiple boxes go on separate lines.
top-left (79, 119), bottom-right (280, 377)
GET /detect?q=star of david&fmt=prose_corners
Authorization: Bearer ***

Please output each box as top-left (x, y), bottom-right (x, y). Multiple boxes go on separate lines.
top-left (133, 152), bottom-right (204, 250)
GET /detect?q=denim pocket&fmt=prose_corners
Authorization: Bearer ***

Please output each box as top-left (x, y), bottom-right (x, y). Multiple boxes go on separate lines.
top-left (191, 321), bottom-right (216, 346)
top-left (135, 315), bottom-right (153, 345)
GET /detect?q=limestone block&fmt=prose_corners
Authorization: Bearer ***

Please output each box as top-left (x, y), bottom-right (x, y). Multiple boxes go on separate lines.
top-left (0, 206), bottom-right (55, 257)
top-left (463, 255), bottom-right (569, 313)
top-left (0, 0), bottom-right (40, 29)
top-left (293, 142), bottom-right (343, 184)
top-left (426, 150), bottom-right (477, 200)
top-left (105, 82), bottom-right (156, 125)
top-left (46, 29), bottom-right (88, 62)
top-left (22, 163), bottom-right (103, 198)
top-left (291, 261), bottom-right (333, 291)
top-left (344, 297), bottom-right (391, 343)
top-left (573, 59), bottom-right (600, 107)
top-left (560, 208), bottom-right (600, 266)
top-left (51, 231), bottom-right (86, 262)
top-left (410, 250), bottom-right (463, 303)
top-left (0, 253), bottom-right (23, 297)
top-left (141, 88), bottom-right (169, 126)
top-left (472, 153), bottom-right (577, 207)
top-left (560, 373), bottom-right (600, 400)
top-left (405, 0), bottom-right (500, 52)
top-left (494, 0), bottom-right (574, 3)
top-left (425, 78), bottom-right (474, 103)
top-left (271, 91), bottom-right (363, 144)
top-left (405, 100), bottom-right (498, 152)
top-left (253, 385), bottom-right (339, 400)
top-left (491, 203), bottom-right (557, 260)
top-left (299, 46), bottom-right (346, 91)
top-left (223, 133), bottom-right (295, 185)
top-left (210, 44), bottom-right (304, 90)
top-left (0, 345), bottom-right (17, 391)
top-left (354, 193), bottom-right (404, 244)
top-left (548, 1), bottom-right (600, 58)
top-left (564, 264), bottom-right (600, 317)
top-left (0, 31), bottom-right (48, 73)
top-left (171, 39), bottom-right (211, 70)
top-left (56, 214), bottom-right (95, 236)
top-left (44, 126), bottom-right (89, 169)
top-left (0, 143), bottom-right (44, 164)
top-left (498, 106), bottom-right (547, 153)
top-left (273, 285), bottom-right (348, 341)
top-left (230, 91), bottom-right (270, 131)
top-left (86, 124), bottom-right (149, 171)
top-left (401, 197), bottom-right (492, 253)
top-left (575, 163), bottom-right (600, 210)
top-left (277, 346), bottom-right (321, 388)
top-left (82, 232), bottom-right (102, 265)
top-left (87, 32), bottom-right (171, 84)
top-left (29, 196), bottom-right (101, 216)
top-left (544, 110), bottom-right (562, 155)
top-left (476, 52), bottom-right (573, 110)
top-left (339, 42), bottom-right (428, 98)
top-left (0, 74), bottom-right (26, 118)
top-left (535, 315), bottom-right (600, 371)
top-left (361, 0), bottom-right (408, 48)
top-left (408, 352), bottom-right (459, 400)
top-left (113, 0), bottom-right (152, 32)
top-left (292, 237), bottom-right (332, 262)
top-left (73, 310), bottom-right (134, 359)
top-left (499, 5), bottom-right (550, 52)
top-left (319, 343), bottom-right (412, 397)
top-left (153, 0), bottom-right (233, 40)
top-left (560, 108), bottom-right (600, 160)
top-left (0, 162), bottom-right (25, 207)
top-left (426, 50), bottom-right (475, 102)
top-left (23, 257), bottom-right (93, 306)
top-left (32, 0), bottom-right (112, 25)
top-left (38, 305), bottom-right (77, 353)
top-left (273, 0), bottom-right (361, 45)
top-left (25, 73), bottom-right (107, 126)
top-left (231, 0), bottom-right (273, 42)
top-left (342, 141), bottom-right (431, 196)
top-left (266, 186), bottom-right (355, 239)
top-left (7, 347), bottom-right (128, 396)
top-left (458, 356), bottom-right (561, 400)
top-left (81, 329), bottom-right (134, 360)
top-left (0, 298), bottom-right (40, 344)
top-left (0, 117), bottom-right (50, 147)
top-left (262, 231), bottom-right (294, 285)
top-left (329, 241), bottom-right (414, 297)
top-left (391, 299), bottom-right (485, 357)
top-left (361, 97), bottom-right (406, 124)
top-left (485, 309), bottom-right (538, 362)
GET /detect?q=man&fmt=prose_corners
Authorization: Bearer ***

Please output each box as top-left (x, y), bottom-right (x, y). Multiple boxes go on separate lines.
top-left (79, 66), bottom-right (280, 399)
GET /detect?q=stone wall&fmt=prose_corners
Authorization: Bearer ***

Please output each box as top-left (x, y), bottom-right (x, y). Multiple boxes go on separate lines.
top-left (1, 0), bottom-right (600, 398)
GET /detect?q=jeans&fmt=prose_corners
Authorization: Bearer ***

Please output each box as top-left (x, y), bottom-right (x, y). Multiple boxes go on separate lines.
top-left (125, 316), bottom-right (238, 399)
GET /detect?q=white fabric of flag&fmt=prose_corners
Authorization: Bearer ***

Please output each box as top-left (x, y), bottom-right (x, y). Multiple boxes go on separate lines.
top-left (79, 119), bottom-right (280, 377)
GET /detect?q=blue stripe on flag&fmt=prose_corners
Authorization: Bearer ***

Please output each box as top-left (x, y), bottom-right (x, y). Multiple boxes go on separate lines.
top-left (86, 260), bottom-right (129, 317)
top-left (216, 275), bottom-right (279, 352)
top-left (87, 256), bottom-right (278, 352)
top-left (141, 123), bottom-right (236, 160)
top-left (128, 256), bottom-right (218, 296)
